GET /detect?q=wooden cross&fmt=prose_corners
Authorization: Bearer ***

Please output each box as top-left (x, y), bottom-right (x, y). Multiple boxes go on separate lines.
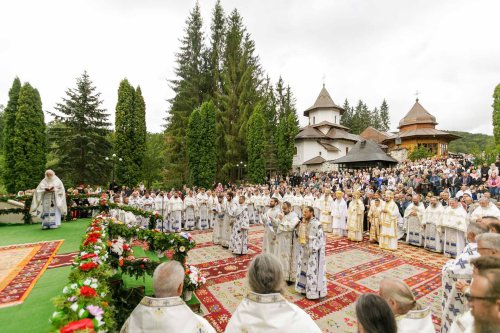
top-left (415, 90), bottom-right (421, 101)
top-left (322, 74), bottom-right (326, 87)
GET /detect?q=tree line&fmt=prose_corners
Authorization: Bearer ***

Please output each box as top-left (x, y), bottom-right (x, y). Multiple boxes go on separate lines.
top-left (340, 99), bottom-right (390, 134)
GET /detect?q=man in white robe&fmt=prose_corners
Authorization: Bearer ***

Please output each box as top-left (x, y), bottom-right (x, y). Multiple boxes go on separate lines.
top-left (253, 189), bottom-right (264, 224)
top-left (154, 191), bottom-right (169, 231)
top-left (442, 198), bottom-right (468, 258)
top-left (302, 189), bottom-right (315, 210)
top-left (229, 195), bottom-right (250, 255)
top-left (379, 278), bottom-right (435, 333)
top-left (212, 194), bottom-right (224, 245)
top-left (168, 192), bottom-right (183, 232)
top-left (470, 197), bottom-right (500, 225)
top-left (347, 191), bottom-right (365, 241)
top-left (331, 190), bottom-right (348, 237)
top-left (183, 191), bottom-right (197, 231)
top-left (295, 206), bottom-right (327, 300)
top-left (441, 222), bottom-right (488, 333)
top-left (30, 170), bottom-right (67, 229)
top-left (404, 194), bottom-right (426, 246)
top-left (318, 189), bottom-right (334, 233)
top-left (120, 261), bottom-right (215, 333)
top-left (276, 201), bottom-right (300, 283)
top-left (221, 193), bottom-right (234, 248)
top-left (282, 188), bottom-right (294, 207)
top-left (262, 197), bottom-right (281, 256)
top-left (196, 188), bottom-right (209, 230)
top-left (225, 254), bottom-right (321, 333)
top-left (246, 191), bottom-right (257, 224)
top-left (291, 190), bottom-right (303, 218)
top-left (368, 198), bottom-right (383, 243)
top-left (379, 191), bottom-right (402, 251)
top-left (423, 197), bottom-right (445, 252)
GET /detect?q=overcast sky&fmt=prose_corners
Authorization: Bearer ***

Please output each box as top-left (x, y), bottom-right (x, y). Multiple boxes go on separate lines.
top-left (0, 0), bottom-right (498, 134)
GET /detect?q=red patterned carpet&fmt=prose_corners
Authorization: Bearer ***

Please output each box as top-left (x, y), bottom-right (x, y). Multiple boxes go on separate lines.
top-left (189, 225), bottom-right (448, 333)
top-left (0, 240), bottom-right (62, 308)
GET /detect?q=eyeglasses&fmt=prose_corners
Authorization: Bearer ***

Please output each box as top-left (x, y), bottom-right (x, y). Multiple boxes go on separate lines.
top-left (464, 292), bottom-right (498, 302)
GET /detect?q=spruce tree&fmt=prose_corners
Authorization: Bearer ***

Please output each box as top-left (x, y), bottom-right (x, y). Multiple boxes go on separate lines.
top-left (50, 71), bottom-right (112, 185)
top-left (206, 0), bottom-right (225, 99)
top-left (3, 77), bottom-right (21, 193)
top-left (187, 108), bottom-right (202, 185)
top-left (276, 87), bottom-right (299, 175)
top-left (134, 86), bottom-right (147, 176)
top-left (198, 101), bottom-right (217, 188)
top-left (493, 84), bottom-right (500, 146)
top-left (379, 99), bottom-right (390, 132)
top-left (13, 83), bottom-right (47, 191)
top-left (371, 107), bottom-right (381, 130)
top-left (341, 99), bottom-right (352, 129)
top-left (246, 104), bottom-right (266, 183)
top-left (164, 3), bottom-right (206, 186)
top-left (260, 76), bottom-right (278, 171)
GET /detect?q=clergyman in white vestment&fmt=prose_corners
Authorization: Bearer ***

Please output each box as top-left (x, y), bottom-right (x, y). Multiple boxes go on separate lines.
top-left (225, 254), bottom-right (321, 333)
top-left (121, 261), bottom-right (215, 333)
top-left (30, 170), bottom-right (67, 229)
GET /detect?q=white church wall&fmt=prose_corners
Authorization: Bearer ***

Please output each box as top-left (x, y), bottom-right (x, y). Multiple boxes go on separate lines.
top-left (308, 109), bottom-right (341, 125)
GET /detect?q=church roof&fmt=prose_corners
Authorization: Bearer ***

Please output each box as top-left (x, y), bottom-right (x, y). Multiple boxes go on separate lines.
top-left (303, 156), bottom-right (326, 165)
top-left (303, 85), bottom-right (345, 117)
top-left (398, 100), bottom-right (438, 129)
top-left (295, 126), bottom-right (327, 139)
top-left (318, 140), bottom-right (340, 152)
top-left (325, 128), bottom-right (361, 143)
top-left (332, 139), bottom-right (398, 164)
top-left (311, 120), bottom-right (350, 130)
top-left (295, 125), bottom-right (361, 143)
top-left (382, 128), bottom-right (460, 142)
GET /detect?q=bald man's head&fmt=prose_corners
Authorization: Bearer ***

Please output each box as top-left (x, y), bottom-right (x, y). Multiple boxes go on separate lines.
top-left (379, 278), bottom-right (417, 316)
top-left (152, 261), bottom-right (185, 298)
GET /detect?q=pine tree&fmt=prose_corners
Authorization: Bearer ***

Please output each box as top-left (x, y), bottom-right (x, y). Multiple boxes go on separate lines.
top-left (187, 108), bottom-right (202, 185)
top-left (164, 3), bottom-right (206, 186)
top-left (371, 107), bottom-right (381, 130)
top-left (340, 99), bottom-right (352, 129)
top-left (205, 0), bottom-right (225, 99)
top-left (379, 99), bottom-right (390, 132)
top-left (260, 76), bottom-right (278, 172)
top-left (246, 104), bottom-right (266, 183)
top-left (13, 83), bottom-right (47, 191)
top-left (276, 87), bottom-right (299, 174)
top-left (493, 84), bottom-right (500, 146)
top-left (3, 78), bottom-right (21, 193)
top-left (50, 71), bottom-right (112, 185)
top-left (115, 79), bottom-right (139, 187)
top-left (134, 86), bottom-right (147, 177)
top-left (198, 101), bottom-right (217, 188)
top-left (143, 133), bottom-right (166, 188)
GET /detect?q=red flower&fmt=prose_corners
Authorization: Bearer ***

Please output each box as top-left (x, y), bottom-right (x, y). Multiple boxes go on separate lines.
top-left (81, 253), bottom-right (97, 260)
top-left (80, 262), bottom-right (99, 271)
top-left (139, 264), bottom-right (145, 269)
top-left (118, 258), bottom-right (124, 267)
top-left (79, 286), bottom-right (97, 298)
top-left (60, 319), bottom-right (95, 333)
top-left (123, 244), bottom-right (129, 250)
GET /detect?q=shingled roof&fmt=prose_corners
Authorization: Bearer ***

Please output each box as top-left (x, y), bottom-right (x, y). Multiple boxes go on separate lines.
top-left (303, 156), bottom-right (326, 165)
top-left (399, 100), bottom-right (438, 129)
top-left (303, 85), bottom-right (345, 117)
top-left (333, 139), bottom-right (398, 164)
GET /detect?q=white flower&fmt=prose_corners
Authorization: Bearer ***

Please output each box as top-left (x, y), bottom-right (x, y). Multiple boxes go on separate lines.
top-left (100, 292), bottom-right (106, 297)
top-left (96, 317), bottom-right (105, 327)
top-left (84, 279), bottom-right (91, 286)
top-left (70, 283), bottom-right (78, 290)
top-left (52, 311), bottom-right (61, 318)
top-left (90, 283), bottom-right (98, 289)
top-left (63, 286), bottom-right (70, 294)
top-left (179, 246), bottom-right (186, 252)
top-left (80, 251), bottom-right (87, 256)
top-left (70, 303), bottom-right (79, 312)
top-left (78, 308), bottom-right (85, 318)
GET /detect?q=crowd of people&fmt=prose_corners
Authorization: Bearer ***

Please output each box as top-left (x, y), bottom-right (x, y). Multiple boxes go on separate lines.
top-left (29, 155), bottom-right (500, 332)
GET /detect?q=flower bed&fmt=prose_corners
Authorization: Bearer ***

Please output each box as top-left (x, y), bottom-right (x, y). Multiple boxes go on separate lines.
top-left (50, 212), bottom-right (199, 332)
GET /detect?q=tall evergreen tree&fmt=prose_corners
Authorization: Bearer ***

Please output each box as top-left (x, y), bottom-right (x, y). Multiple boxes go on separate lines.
top-left (164, 3), bottom-right (206, 186)
top-left (0, 104), bottom-right (4, 152)
top-left (134, 86), bottom-right (147, 176)
top-left (50, 71), bottom-right (112, 185)
top-left (340, 99), bottom-right (353, 129)
top-left (186, 108), bottom-right (202, 185)
top-left (247, 104), bottom-right (266, 183)
top-left (276, 87), bottom-right (299, 174)
top-left (260, 76), bottom-right (278, 171)
top-left (198, 101), bottom-right (217, 188)
top-left (379, 99), bottom-right (390, 132)
top-left (3, 78), bottom-right (21, 193)
top-left (143, 133), bottom-right (166, 188)
top-left (493, 84), bottom-right (500, 146)
top-left (205, 0), bottom-right (226, 99)
top-left (371, 107), bottom-right (381, 130)
top-left (13, 83), bottom-right (46, 191)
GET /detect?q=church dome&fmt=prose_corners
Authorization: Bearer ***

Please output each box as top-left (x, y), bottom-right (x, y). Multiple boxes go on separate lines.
top-left (398, 99), bottom-right (438, 129)
top-left (303, 85), bottom-right (344, 117)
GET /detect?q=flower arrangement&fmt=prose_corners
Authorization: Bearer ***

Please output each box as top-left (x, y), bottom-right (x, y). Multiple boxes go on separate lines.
top-left (184, 264), bottom-right (207, 291)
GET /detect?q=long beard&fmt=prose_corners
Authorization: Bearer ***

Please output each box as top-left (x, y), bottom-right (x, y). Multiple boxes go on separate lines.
top-left (474, 321), bottom-right (500, 333)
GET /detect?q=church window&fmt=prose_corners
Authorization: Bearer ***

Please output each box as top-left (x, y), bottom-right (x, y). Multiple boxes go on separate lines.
top-left (335, 116), bottom-right (337, 124)
top-left (294, 146), bottom-right (297, 155)
top-left (346, 147), bottom-right (349, 154)
top-left (319, 151), bottom-right (322, 156)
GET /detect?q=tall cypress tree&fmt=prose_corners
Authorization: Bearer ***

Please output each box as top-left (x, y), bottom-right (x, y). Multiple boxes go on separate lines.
top-left (3, 77), bottom-right (21, 193)
top-left (115, 79), bottom-right (137, 186)
top-left (493, 84), bottom-right (500, 146)
top-left (379, 99), bottom-right (390, 132)
top-left (198, 101), bottom-right (217, 188)
top-left (164, 3), bottom-right (206, 186)
top-left (50, 71), bottom-right (112, 185)
top-left (134, 86), bottom-right (147, 177)
top-left (187, 108), bottom-right (202, 185)
top-left (276, 86), bottom-right (299, 175)
top-left (13, 83), bottom-right (46, 191)
top-left (260, 76), bottom-right (278, 172)
top-left (247, 104), bottom-right (267, 183)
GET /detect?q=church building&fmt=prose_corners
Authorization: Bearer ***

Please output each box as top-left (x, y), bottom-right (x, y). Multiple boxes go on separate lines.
top-left (293, 85), bottom-right (361, 171)
top-left (360, 98), bottom-right (460, 161)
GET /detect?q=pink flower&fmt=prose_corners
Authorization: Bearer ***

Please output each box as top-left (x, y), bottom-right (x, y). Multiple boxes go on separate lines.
top-left (86, 305), bottom-right (104, 318)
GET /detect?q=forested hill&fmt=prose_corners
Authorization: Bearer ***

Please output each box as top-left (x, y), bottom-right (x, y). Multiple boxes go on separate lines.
top-left (447, 131), bottom-right (494, 153)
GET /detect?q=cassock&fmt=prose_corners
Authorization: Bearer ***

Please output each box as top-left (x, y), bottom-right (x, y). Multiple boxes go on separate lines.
top-left (317, 195), bottom-right (333, 233)
top-left (347, 198), bottom-right (365, 241)
top-left (423, 203), bottom-right (444, 252)
top-left (254, 194), bottom-right (264, 224)
top-left (224, 292), bottom-right (322, 333)
top-left (331, 198), bottom-right (348, 237)
top-left (212, 201), bottom-right (224, 245)
top-left (168, 197), bottom-right (184, 232)
top-left (207, 195), bottom-right (215, 229)
top-left (154, 195), bottom-right (169, 231)
top-left (368, 202), bottom-right (383, 242)
top-left (221, 199), bottom-right (233, 248)
top-left (277, 211), bottom-right (300, 282)
top-left (120, 296), bottom-right (215, 333)
top-left (183, 196), bottom-right (197, 231)
top-left (379, 200), bottom-right (402, 250)
top-left (292, 194), bottom-right (303, 218)
top-left (441, 243), bottom-right (478, 333)
top-left (442, 206), bottom-right (468, 258)
top-left (450, 310), bottom-right (473, 333)
top-left (30, 174), bottom-right (67, 229)
top-left (196, 193), bottom-right (209, 230)
top-left (396, 306), bottom-right (435, 333)
top-left (263, 206), bottom-right (281, 256)
top-left (229, 204), bottom-right (250, 255)
top-left (246, 194), bottom-right (257, 224)
top-left (295, 217), bottom-right (327, 300)
top-left (404, 203), bottom-right (426, 246)
top-left (470, 203), bottom-right (500, 223)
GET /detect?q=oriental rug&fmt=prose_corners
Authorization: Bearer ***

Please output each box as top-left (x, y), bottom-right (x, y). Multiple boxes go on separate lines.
top-left (47, 251), bottom-right (78, 269)
top-left (188, 225), bottom-right (448, 333)
top-left (0, 240), bottom-right (62, 308)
